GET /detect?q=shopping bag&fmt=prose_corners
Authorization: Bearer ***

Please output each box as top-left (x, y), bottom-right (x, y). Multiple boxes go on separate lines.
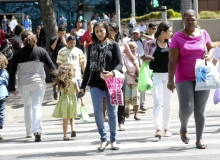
top-left (213, 88), bottom-right (220, 105)
top-left (80, 105), bottom-right (90, 122)
top-left (105, 70), bottom-right (124, 106)
top-left (195, 59), bottom-right (220, 91)
top-left (138, 62), bottom-right (153, 92)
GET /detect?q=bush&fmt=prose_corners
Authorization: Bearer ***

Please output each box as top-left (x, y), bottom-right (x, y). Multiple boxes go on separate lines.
top-left (174, 11), bottom-right (182, 18)
top-left (167, 9), bottom-right (175, 18)
top-left (199, 11), bottom-right (219, 19)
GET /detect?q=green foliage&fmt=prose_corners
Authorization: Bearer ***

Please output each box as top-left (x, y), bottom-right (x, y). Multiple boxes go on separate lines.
top-left (199, 11), bottom-right (219, 19)
top-left (121, 9), bottom-right (181, 22)
top-left (167, 9), bottom-right (175, 18)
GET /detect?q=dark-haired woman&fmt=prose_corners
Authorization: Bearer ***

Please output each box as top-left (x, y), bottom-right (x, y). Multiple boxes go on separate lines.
top-left (144, 22), bottom-right (173, 139)
top-left (80, 22), bottom-right (122, 151)
top-left (8, 31), bottom-right (56, 142)
top-left (70, 20), bottom-right (85, 53)
top-left (168, 9), bottom-right (214, 149)
top-left (108, 23), bottom-right (140, 130)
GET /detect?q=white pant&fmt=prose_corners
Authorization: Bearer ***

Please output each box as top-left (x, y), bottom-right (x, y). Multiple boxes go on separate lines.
top-left (151, 73), bottom-right (172, 131)
top-left (18, 83), bottom-right (46, 136)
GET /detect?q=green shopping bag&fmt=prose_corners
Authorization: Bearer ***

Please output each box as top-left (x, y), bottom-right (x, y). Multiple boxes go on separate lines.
top-left (80, 105), bottom-right (90, 122)
top-left (138, 62), bottom-right (153, 92)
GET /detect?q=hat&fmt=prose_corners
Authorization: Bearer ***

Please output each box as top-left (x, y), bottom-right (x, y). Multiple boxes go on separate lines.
top-left (132, 27), bottom-right (140, 33)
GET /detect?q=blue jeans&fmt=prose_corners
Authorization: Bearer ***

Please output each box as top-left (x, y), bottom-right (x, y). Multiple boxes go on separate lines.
top-left (0, 99), bottom-right (6, 129)
top-left (90, 87), bottom-right (117, 143)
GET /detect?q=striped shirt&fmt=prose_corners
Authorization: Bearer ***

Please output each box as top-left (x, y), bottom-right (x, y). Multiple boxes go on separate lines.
top-left (57, 47), bottom-right (86, 79)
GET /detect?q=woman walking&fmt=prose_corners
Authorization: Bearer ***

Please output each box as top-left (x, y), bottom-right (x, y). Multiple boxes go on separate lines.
top-left (108, 23), bottom-right (140, 130)
top-left (80, 22), bottom-right (122, 151)
top-left (80, 21), bottom-right (93, 59)
top-left (8, 30), bottom-right (56, 142)
top-left (144, 22), bottom-right (173, 139)
top-left (70, 20), bottom-right (85, 53)
top-left (167, 9), bottom-right (214, 149)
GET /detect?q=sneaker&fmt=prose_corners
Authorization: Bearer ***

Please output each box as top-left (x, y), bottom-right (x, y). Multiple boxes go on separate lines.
top-left (155, 130), bottom-right (162, 139)
top-left (34, 132), bottom-right (41, 142)
top-left (140, 106), bottom-right (147, 111)
top-left (71, 131), bottom-right (76, 137)
top-left (164, 130), bottom-right (172, 137)
top-left (53, 93), bottom-right (58, 100)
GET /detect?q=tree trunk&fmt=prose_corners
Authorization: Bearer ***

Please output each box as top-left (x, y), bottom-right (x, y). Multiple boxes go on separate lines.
top-left (181, 0), bottom-right (193, 19)
top-left (37, 0), bottom-right (58, 82)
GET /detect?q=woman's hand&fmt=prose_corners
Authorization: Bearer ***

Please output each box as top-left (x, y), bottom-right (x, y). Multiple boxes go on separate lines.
top-left (11, 91), bottom-right (17, 96)
top-left (143, 58), bottom-right (153, 63)
top-left (203, 54), bottom-right (212, 61)
top-left (100, 71), bottom-right (114, 80)
top-left (167, 80), bottom-right (175, 93)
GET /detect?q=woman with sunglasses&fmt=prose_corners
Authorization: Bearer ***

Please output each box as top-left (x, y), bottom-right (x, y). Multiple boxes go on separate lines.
top-left (168, 9), bottom-right (214, 149)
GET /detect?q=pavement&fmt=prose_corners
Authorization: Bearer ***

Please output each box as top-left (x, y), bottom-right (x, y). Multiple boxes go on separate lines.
top-left (1, 83), bottom-right (220, 159)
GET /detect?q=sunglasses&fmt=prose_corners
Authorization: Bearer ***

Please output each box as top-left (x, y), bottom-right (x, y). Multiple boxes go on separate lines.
top-left (184, 19), bottom-right (196, 22)
top-left (151, 28), bottom-right (157, 30)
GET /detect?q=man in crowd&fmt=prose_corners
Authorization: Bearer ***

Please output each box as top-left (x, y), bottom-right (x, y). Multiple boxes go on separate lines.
top-left (138, 21), bottom-right (147, 33)
top-left (22, 15), bottom-right (32, 31)
top-left (49, 26), bottom-right (67, 100)
top-left (9, 16), bottom-right (18, 32)
top-left (145, 23), bottom-right (157, 39)
top-left (1, 15), bottom-right (8, 33)
top-left (129, 14), bottom-right (136, 37)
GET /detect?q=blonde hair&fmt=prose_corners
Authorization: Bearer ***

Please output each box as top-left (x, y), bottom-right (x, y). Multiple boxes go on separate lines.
top-left (0, 53), bottom-right (8, 70)
top-left (54, 64), bottom-right (73, 94)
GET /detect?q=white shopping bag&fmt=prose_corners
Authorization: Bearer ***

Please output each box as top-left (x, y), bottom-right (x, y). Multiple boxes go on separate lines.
top-left (195, 59), bottom-right (220, 91)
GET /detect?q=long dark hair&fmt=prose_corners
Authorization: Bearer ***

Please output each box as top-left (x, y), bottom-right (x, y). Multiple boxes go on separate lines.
top-left (154, 22), bottom-right (171, 42)
top-left (108, 23), bottom-right (122, 43)
top-left (92, 22), bottom-right (114, 44)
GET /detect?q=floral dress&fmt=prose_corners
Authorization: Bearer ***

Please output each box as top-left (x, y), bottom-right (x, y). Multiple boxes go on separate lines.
top-left (52, 79), bottom-right (77, 119)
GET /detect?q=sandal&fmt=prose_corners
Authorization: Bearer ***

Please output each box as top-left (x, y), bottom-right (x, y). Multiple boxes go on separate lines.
top-left (118, 124), bottom-right (125, 131)
top-left (0, 134), bottom-right (4, 140)
top-left (196, 140), bottom-right (207, 149)
top-left (34, 132), bottom-right (41, 142)
top-left (71, 131), bottom-right (76, 137)
top-left (180, 129), bottom-right (190, 144)
top-left (104, 117), bottom-right (109, 122)
top-left (63, 136), bottom-right (69, 141)
top-left (155, 130), bottom-right (162, 140)
top-left (111, 143), bottom-right (120, 150)
top-left (97, 141), bottom-right (109, 152)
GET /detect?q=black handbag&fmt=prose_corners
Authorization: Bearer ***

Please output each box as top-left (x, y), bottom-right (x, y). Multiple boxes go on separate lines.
top-left (0, 39), bottom-right (14, 60)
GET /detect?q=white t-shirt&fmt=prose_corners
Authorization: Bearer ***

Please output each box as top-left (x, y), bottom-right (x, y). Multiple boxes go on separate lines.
top-left (10, 20), bottom-right (18, 31)
top-left (134, 40), bottom-right (144, 56)
top-left (129, 17), bottom-right (136, 25)
top-left (213, 46), bottom-right (220, 73)
top-left (57, 47), bottom-right (86, 79)
top-left (138, 25), bottom-right (147, 32)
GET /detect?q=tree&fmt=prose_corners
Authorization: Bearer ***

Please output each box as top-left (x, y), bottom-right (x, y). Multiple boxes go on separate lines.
top-left (37, 0), bottom-right (58, 82)
top-left (181, 0), bottom-right (192, 19)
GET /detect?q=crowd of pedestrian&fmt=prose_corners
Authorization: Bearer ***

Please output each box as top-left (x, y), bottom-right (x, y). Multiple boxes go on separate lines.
top-left (0, 9), bottom-right (219, 152)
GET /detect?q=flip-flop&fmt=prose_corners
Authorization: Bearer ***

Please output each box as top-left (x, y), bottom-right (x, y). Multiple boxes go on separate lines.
top-left (98, 141), bottom-right (109, 152)
top-left (63, 136), bottom-right (69, 141)
top-left (118, 125), bottom-right (125, 131)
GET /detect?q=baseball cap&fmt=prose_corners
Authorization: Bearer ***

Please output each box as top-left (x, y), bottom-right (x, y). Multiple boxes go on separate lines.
top-left (132, 27), bottom-right (140, 33)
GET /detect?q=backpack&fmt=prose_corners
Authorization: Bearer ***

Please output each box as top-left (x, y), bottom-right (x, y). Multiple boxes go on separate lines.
top-left (0, 39), bottom-right (14, 60)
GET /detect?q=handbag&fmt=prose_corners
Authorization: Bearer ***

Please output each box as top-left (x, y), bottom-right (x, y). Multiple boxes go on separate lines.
top-left (105, 70), bottom-right (124, 105)
top-left (80, 105), bottom-right (90, 122)
top-left (195, 30), bottom-right (220, 91)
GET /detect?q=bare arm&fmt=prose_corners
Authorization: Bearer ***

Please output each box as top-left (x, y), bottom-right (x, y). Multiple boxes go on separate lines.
top-left (80, 61), bottom-right (85, 73)
top-left (204, 42), bottom-right (215, 61)
top-left (212, 59), bottom-right (218, 66)
top-left (167, 48), bottom-right (179, 92)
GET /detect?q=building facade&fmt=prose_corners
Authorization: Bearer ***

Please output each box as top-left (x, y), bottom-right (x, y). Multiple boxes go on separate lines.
top-left (199, 0), bottom-right (220, 12)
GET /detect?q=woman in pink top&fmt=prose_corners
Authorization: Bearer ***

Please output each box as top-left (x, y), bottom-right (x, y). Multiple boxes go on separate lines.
top-left (108, 23), bottom-right (140, 131)
top-left (0, 26), bottom-right (5, 47)
top-left (80, 21), bottom-right (93, 59)
top-left (168, 9), bottom-right (214, 149)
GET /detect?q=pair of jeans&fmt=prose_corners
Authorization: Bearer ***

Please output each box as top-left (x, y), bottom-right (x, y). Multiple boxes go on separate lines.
top-left (0, 99), bottom-right (6, 129)
top-left (151, 73), bottom-right (172, 131)
top-left (18, 82), bottom-right (46, 136)
top-left (90, 87), bottom-right (117, 143)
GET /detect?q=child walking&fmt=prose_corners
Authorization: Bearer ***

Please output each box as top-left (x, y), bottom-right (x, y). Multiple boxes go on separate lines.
top-left (0, 53), bottom-right (9, 140)
top-left (52, 64), bottom-right (84, 140)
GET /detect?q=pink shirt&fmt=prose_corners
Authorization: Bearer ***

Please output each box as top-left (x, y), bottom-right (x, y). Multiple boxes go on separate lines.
top-left (169, 30), bottom-right (211, 84)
